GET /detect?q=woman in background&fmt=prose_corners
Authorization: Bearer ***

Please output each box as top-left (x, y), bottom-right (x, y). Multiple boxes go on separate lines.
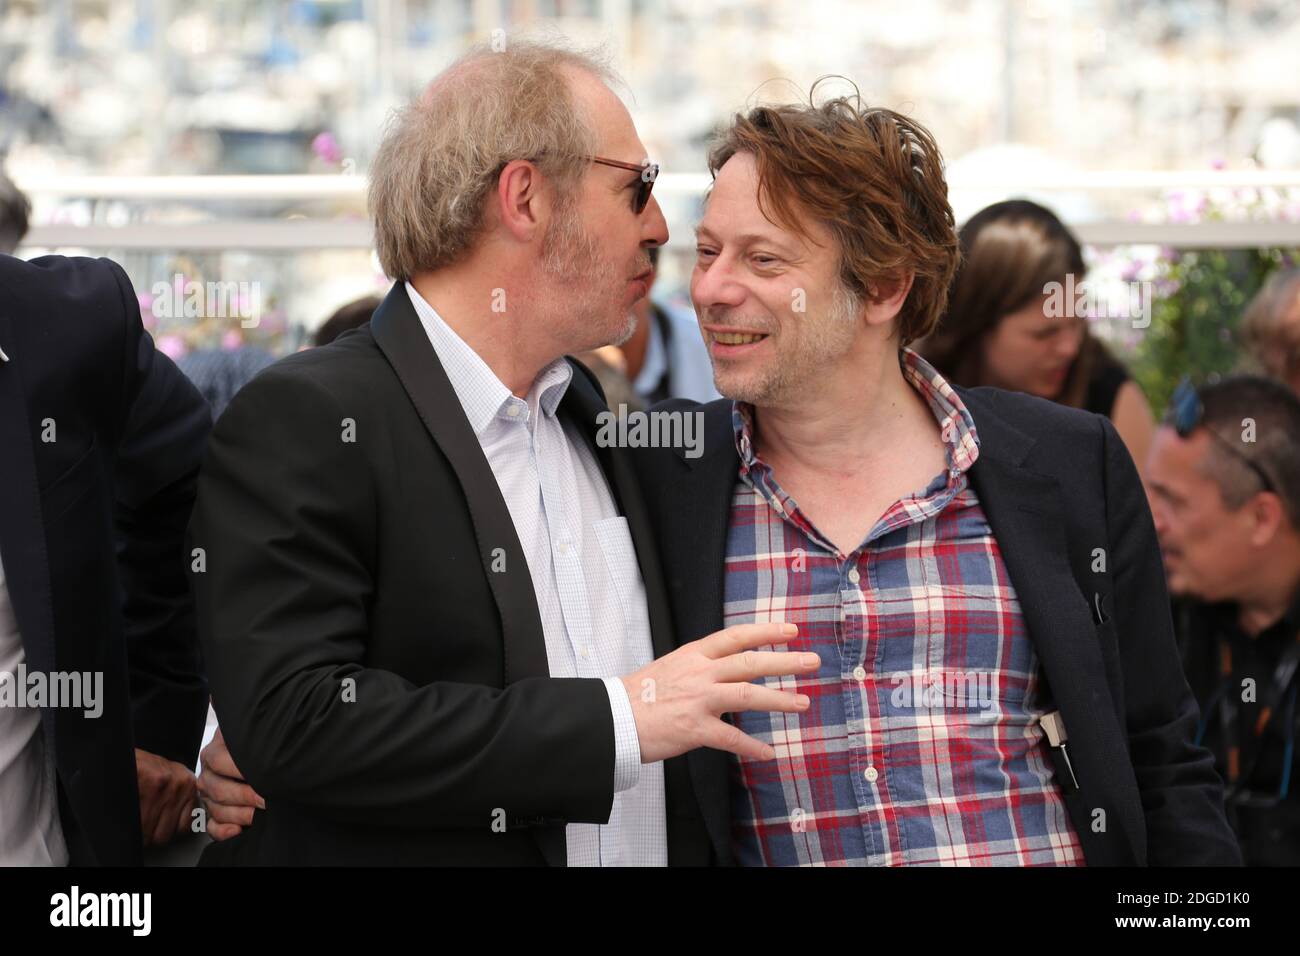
top-left (1239, 266), bottom-right (1300, 397)
top-left (920, 199), bottom-right (1155, 476)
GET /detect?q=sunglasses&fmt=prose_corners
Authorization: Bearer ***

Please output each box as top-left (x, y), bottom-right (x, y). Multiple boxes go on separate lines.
top-left (589, 155), bottom-right (660, 215)
top-left (1170, 377), bottom-right (1277, 495)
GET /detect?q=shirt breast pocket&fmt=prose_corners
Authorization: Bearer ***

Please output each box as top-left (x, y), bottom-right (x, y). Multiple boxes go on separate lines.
top-left (592, 516), bottom-right (653, 668)
top-left (921, 583), bottom-right (1037, 707)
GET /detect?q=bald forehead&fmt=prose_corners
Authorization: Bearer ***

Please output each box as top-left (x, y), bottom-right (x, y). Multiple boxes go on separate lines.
top-left (561, 64), bottom-right (644, 158)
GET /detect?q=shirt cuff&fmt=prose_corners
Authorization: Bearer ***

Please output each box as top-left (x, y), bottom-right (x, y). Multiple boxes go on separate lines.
top-left (601, 676), bottom-right (642, 794)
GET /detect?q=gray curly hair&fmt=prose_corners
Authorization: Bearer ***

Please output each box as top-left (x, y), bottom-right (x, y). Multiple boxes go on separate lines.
top-left (368, 38), bottom-right (618, 281)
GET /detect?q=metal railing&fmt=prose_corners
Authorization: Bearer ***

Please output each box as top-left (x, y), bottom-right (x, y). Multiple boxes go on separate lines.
top-left (18, 171), bottom-right (1300, 251)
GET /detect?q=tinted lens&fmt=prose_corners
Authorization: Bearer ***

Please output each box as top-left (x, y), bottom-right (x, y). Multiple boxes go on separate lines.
top-left (634, 165), bottom-right (658, 214)
top-left (1172, 379), bottom-right (1200, 437)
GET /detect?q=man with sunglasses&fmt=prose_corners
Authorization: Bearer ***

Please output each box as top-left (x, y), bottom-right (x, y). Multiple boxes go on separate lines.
top-left (1148, 375), bottom-right (1300, 864)
top-left (188, 40), bottom-right (818, 866)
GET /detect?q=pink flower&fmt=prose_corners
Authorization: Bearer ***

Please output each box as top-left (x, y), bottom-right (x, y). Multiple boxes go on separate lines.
top-left (312, 132), bottom-right (343, 165)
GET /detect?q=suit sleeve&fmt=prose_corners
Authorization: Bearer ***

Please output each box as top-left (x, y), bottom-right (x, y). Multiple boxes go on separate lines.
top-left (187, 364), bottom-right (617, 828)
top-left (107, 259), bottom-right (212, 768)
top-left (1101, 414), bottom-right (1242, 865)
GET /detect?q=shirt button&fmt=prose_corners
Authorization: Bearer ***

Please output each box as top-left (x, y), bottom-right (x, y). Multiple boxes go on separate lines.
top-left (579, 646), bottom-right (591, 660)
top-left (852, 666), bottom-right (866, 682)
top-left (772, 499), bottom-right (785, 514)
top-left (864, 766), bottom-right (879, 783)
top-left (506, 405), bottom-right (521, 418)
top-left (848, 568), bottom-right (861, 585)
top-left (557, 539), bottom-right (569, 555)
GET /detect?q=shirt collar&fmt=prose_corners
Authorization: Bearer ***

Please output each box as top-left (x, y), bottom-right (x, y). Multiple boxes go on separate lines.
top-left (731, 347), bottom-right (981, 476)
top-left (404, 281), bottom-right (573, 437)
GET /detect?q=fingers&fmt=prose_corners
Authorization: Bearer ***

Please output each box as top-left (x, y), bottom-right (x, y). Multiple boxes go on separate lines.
top-left (712, 649), bottom-right (820, 683)
top-left (703, 717), bottom-right (778, 762)
top-left (712, 682), bottom-right (810, 716)
top-left (197, 766), bottom-right (264, 811)
top-left (205, 821), bottom-right (246, 842)
top-left (697, 622), bottom-right (797, 660)
top-left (146, 776), bottom-right (195, 847)
top-left (203, 797), bottom-right (257, 829)
top-left (200, 729), bottom-right (244, 780)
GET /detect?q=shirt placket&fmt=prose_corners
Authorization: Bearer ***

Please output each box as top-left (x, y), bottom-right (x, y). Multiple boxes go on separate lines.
top-left (529, 402), bottom-right (613, 866)
top-left (839, 544), bottom-right (889, 864)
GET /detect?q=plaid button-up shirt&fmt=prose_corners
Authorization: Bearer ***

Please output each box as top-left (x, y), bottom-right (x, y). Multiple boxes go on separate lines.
top-left (726, 349), bottom-right (1084, 866)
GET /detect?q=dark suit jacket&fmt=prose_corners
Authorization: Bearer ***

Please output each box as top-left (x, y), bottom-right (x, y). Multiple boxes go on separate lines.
top-left (190, 282), bottom-right (713, 865)
top-left (633, 385), bottom-right (1243, 866)
top-left (0, 254), bottom-right (211, 864)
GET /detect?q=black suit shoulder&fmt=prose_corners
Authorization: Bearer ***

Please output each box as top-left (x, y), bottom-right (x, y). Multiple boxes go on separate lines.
top-left (220, 326), bottom-right (391, 410)
top-left (958, 384), bottom-right (1107, 441)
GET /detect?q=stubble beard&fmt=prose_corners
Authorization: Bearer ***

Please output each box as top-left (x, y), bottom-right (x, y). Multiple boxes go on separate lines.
top-left (713, 284), bottom-right (862, 407)
top-left (541, 197), bottom-right (633, 353)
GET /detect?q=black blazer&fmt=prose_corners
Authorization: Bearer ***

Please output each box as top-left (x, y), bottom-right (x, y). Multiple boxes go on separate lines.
top-left (190, 283), bottom-right (713, 865)
top-left (0, 255), bottom-right (211, 864)
top-left (634, 386), bottom-right (1243, 866)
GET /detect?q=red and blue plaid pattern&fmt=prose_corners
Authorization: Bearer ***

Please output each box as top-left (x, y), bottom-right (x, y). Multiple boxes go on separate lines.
top-left (725, 349), bottom-right (1084, 866)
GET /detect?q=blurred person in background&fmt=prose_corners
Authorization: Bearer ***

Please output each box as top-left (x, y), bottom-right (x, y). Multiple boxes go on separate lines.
top-left (577, 246), bottom-right (718, 411)
top-left (920, 199), bottom-right (1156, 477)
top-left (614, 246), bottom-right (718, 405)
top-left (1147, 376), bottom-right (1300, 865)
top-left (1239, 267), bottom-right (1300, 396)
top-left (0, 254), bottom-right (210, 864)
top-left (313, 294), bottom-right (382, 347)
top-left (0, 170), bottom-right (31, 255)
top-left (574, 343), bottom-right (646, 412)
top-left (177, 342), bottom-right (276, 422)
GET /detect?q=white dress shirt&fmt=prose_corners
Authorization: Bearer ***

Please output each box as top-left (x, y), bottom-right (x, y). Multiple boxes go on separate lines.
top-left (405, 283), bottom-right (666, 866)
top-left (0, 553), bottom-right (69, 865)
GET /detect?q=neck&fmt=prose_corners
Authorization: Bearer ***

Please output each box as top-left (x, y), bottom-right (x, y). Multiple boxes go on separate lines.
top-left (754, 340), bottom-right (934, 476)
top-left (1236, 554), bottom-right (1300, 638)
top-left (410, 262), bottom-right (555, 398)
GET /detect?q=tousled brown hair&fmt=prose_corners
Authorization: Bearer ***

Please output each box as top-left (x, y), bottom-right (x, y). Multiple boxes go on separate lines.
top-left (706, 80), bottom-right (959, 346)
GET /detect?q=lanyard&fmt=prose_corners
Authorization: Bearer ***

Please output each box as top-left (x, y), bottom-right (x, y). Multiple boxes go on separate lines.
top-left (1196, 632), bottom-right (1300, 800)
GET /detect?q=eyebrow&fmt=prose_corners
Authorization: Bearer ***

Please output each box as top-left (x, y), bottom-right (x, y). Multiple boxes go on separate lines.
top-left (693, 225), bottom-right (800, 254)
top-left (1149, 480), bottom-right (1187, 506)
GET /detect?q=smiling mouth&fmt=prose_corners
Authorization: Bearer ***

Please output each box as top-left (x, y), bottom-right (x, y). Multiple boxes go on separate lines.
top-left (712, 331), bottom-right (768, 345)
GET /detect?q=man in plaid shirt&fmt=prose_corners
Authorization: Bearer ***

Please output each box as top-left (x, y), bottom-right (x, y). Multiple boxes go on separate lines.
top-left (634, 89), bottom-right (1241, 865)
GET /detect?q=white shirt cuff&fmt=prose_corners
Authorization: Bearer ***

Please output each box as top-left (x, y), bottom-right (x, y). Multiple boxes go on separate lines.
top-left (601, 676), bottom-right (642, 793)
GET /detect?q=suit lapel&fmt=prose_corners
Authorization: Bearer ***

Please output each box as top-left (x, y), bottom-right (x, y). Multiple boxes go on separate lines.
top-left (665, 401), bottom-right (741, 863)
top-left (370, 286), bottom-right (550, 685)
top-left (370, 287), bottom-right (567, 866)
top-left (0, 314), bottom-right (59, 748)
top-left (666, 402), bottom-right (736, 644)
top-left (960, 389), bottom-right (1143, 864)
